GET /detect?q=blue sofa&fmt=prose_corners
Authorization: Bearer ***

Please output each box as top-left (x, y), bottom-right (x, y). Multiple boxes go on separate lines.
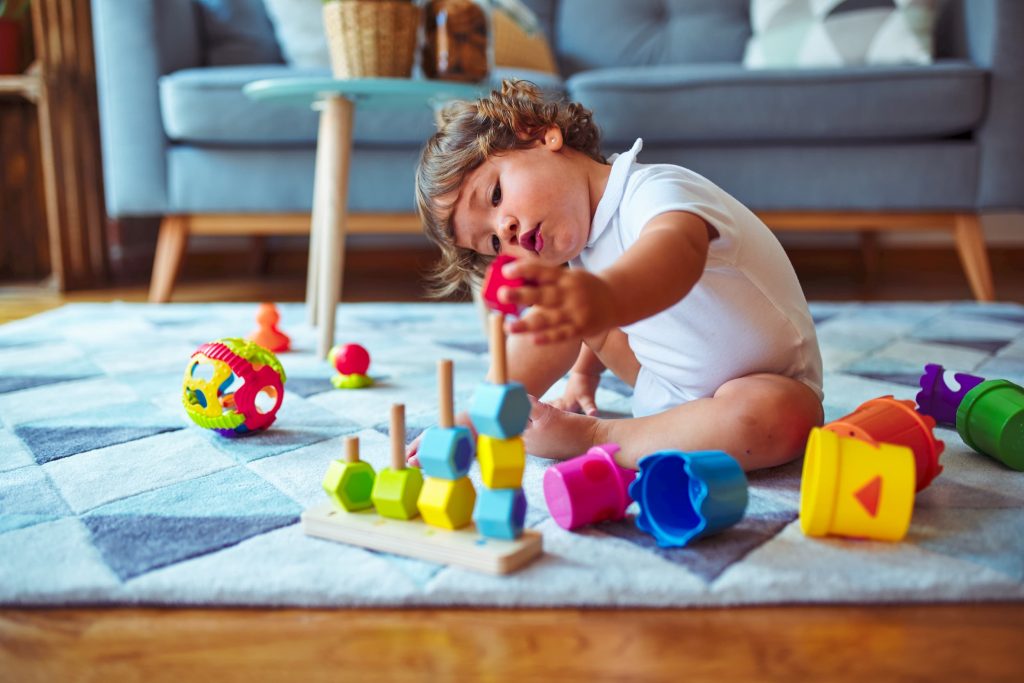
top-left (92, 0), bottom-right (1023, 302)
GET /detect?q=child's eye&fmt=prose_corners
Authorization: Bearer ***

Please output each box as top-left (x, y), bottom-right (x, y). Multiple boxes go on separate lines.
top-left (491, 234), bottom-right (501, 254)
top-left (491, 181), bottom-right (501, 206)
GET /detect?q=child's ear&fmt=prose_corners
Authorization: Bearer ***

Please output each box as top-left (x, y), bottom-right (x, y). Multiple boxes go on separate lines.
top-left (543, 126), bottom-right (564, 151)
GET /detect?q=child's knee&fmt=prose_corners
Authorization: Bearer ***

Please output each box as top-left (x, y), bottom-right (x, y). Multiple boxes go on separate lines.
top-left (716, 375), bottom-right (820, 468)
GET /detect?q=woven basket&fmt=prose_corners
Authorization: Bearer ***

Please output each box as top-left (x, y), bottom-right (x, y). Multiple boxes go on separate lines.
top-left (322, 0), bottom-right (420, 79)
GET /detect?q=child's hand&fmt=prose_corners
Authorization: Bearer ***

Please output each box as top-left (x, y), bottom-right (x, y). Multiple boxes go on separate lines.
top-left (500, 262), bottom-right (616, 344)
top-left (548, 371), bottom-right (600, 416)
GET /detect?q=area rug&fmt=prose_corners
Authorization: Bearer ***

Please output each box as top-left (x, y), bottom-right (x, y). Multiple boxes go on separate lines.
top-left (1, 301), bottom-right (1022, 607)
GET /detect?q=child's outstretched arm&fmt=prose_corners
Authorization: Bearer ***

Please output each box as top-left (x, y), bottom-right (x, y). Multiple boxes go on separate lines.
top-left (502, 211), bottom-right (711, 343)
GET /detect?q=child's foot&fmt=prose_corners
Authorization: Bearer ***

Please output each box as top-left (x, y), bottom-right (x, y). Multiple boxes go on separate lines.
top-left (524, 396), bottom-right (601, 460)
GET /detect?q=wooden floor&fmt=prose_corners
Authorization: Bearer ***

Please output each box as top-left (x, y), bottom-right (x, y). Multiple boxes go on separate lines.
top-left (2, 246), bottom-right (1024, 682)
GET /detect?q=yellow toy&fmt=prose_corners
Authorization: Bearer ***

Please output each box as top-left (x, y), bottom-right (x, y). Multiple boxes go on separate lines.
top-left (800, 427), bottom-right (915, 542)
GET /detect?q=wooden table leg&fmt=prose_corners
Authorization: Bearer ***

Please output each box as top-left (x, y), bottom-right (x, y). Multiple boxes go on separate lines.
top-left (316, 97), bottom-right (354, 358)
top-left (307, 103), bottom-right (332, 328)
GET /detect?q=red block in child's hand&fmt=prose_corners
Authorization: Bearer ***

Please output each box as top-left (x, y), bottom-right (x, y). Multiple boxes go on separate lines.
top-left (482, 254), bottom-right (529, 315)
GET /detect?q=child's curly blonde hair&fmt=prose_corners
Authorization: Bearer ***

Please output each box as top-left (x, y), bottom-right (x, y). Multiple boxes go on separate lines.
top-left (415, 79), bottom-right (604, 298)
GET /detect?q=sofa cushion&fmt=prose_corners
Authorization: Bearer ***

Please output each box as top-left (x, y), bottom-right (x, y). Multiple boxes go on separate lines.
top-left (159, 65), bottom-right (564, 145)
top-left (556, 0), bottom-right (751, 75)
top-left (195, 0), bottom-right (283, 66)
top-left (567, 60), bottom-right (985, 145)
top-left (744, 0), bottom-right (938, 68)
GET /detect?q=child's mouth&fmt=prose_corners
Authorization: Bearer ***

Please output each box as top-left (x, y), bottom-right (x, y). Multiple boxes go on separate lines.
top-left (521, 224), bottom-right (543, 254)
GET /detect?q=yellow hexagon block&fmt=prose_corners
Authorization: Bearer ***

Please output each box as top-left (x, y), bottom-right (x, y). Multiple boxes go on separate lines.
top-left (417, 476), bottom-right (477, 530)
top-left (477, 435), bottom-right (526, 489)
top-left (371, 467), bottom-right (424, 520)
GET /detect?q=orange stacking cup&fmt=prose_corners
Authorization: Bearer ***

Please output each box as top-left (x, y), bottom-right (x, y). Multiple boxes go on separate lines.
top-left (824, 396), bottom-right (944, 492)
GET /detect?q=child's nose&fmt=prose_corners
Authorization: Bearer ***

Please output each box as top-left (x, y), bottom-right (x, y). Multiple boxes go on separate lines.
top-left (498, 217), bottom-right (519, 244)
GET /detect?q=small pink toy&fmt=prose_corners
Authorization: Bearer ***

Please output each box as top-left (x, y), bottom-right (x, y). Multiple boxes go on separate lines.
top-left (482, 254), bottom-right (528, 316)
top-left (328, 343), bottom-right (373, 389)
top-left (916, 363), bottom-right (984, 426)
top-left (183, 338), bottom-right (286, 437)
top-left (542, 443), bottom-right (636, 530)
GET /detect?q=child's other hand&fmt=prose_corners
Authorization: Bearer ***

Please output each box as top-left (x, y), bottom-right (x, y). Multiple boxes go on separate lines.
top-left (405, 431), bottom-right (423, 468)
top-left (500, 262), bottom-right (616, 344)
top-left (548, 371), bottom-right (600, 416)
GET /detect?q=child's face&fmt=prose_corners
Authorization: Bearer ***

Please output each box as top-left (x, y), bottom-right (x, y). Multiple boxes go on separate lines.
top-left (446, 134), bottom-right (594, 265)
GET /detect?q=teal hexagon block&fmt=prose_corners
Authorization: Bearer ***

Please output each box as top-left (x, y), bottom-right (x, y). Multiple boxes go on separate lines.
top-left (419, 426), bottom-right (475, 479)
top-left (469, 382), bottom-right (530, 439)
top-left (473, 487), bottom-right (526, 540)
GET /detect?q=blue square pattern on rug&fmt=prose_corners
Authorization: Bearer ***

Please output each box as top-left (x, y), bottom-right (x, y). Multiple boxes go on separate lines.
top-left (0, 301), bottom-right (1023, 607)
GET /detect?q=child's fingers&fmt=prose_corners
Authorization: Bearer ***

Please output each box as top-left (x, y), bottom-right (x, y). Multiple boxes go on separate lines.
top-left (507, 306), bottom-right (566, 334)
top-left (500, 283), bottom-right (561, 308)
top-left (578, 395), bottom-right (598, 416)
top-left (503, 260), bottom-right (561, 284)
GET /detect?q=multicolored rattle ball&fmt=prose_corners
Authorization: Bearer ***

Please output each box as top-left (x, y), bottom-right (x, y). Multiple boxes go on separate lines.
top-left (329, 343), bottom-right (373, 389)
top-left (182, 337), bottom-right (286, 437)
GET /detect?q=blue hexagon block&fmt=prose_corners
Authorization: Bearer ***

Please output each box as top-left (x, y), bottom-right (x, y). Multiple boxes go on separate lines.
top-left (473, 487), bottom-right (527, 540)
top-left (469, 382), bottom-right (530, 439)
top-left (418, 426), bottom-right (474, 479)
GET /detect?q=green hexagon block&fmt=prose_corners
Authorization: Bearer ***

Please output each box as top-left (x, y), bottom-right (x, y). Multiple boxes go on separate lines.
top-left (322, 459), bottom-right (376, 511)
top-left (371, 467), bottom-right (424, 520)
top-left (469, 382), bottom-right (530, 439)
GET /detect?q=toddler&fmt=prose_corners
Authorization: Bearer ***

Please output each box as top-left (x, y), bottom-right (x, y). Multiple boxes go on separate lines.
top-left (410, 80), bottom-right (824, 471)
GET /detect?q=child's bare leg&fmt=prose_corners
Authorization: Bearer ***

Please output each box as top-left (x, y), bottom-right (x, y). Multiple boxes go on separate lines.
top-left (525, 373), bottom-right (823, 472)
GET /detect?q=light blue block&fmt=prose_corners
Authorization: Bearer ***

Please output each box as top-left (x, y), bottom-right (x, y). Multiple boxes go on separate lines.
top-left (418, 426), bottom-right (474, 479)
top-left (473, 487), bottom-right (526, 540)
top-left (469, 382), bottom-right (530, 439)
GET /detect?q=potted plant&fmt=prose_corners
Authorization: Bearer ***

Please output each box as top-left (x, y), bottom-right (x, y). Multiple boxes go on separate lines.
top-left (0, 0), bottom-right (29, 75)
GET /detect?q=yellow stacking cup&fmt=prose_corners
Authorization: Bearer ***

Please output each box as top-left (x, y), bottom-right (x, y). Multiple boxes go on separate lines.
top-left (800, 427), bottom-right (916, 542)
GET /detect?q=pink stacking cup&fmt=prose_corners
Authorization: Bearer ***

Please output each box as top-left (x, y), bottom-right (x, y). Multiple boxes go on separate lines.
top-left (543, 443), bottom-right (637, 530)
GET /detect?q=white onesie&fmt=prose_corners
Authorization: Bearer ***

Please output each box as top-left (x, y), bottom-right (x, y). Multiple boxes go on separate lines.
top-left (571, 139), bottom-right (823, 417)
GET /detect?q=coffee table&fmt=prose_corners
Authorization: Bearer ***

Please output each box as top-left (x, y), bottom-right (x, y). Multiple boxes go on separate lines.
top-left (243, 77), bottom-right (484, 358)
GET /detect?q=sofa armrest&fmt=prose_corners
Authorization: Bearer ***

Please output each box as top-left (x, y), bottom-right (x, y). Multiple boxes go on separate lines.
top-left (91, 0), bottom-right (202, 217)
top-left (962, 0), bottom-right (1024, 210)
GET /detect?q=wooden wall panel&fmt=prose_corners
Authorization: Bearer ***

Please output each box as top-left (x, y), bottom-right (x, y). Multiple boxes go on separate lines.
top-left (0, 99), bottom-right (50, 280)
top-left (29, 0), bottom-right (108, 289)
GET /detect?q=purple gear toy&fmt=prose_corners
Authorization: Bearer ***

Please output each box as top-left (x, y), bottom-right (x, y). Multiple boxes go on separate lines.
top-left (915, 363), bottom-right (985, 426)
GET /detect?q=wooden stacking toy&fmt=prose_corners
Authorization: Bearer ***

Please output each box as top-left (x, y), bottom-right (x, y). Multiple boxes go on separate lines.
top-left (470, 313), bottom-right (531, 540)
top-left (543, 443), bottom-right (637, 530)
top-left (800, 427), bottom-right (916, 542)
top-left (322, 436), bottom-right (376, 512)
top-left (629, 450), bottom-right (748, 548)
top-left (825, 396), bottom-right (945, 492)
top-left (956, 379), bottom-right (1024, 471)
top-left (417, 359), bottom-right (477, 529)
top-left (370, 404), bottom-right (424, 520)
top-left (301, 353), bottom-right (543, 574)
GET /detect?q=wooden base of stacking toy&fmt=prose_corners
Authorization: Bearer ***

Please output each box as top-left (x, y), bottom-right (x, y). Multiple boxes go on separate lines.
top-left (302, 503), bottom-right (543, 575)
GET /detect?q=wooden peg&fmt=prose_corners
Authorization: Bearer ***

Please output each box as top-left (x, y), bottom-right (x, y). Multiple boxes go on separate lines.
top-left (439, 359), bottom-right (454, 428)
top-left (390, 403), bottom-right (406, 470)
top-left (343, 435), bottom-right (359, 463)
top-left (489, 312), bottom-right (507, 385)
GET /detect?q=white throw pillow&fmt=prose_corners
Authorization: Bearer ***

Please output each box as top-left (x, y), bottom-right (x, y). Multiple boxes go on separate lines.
top-left (261, 0), bottom-right (330, 68)
top-left (744, 0), bottom-right (938, 69)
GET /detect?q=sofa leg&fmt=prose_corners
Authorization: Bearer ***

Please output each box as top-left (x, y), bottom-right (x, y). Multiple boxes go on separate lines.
top-left (149, 215), bottom-right (189, 303)
top-left (952, 214), bottom-right (995, 302)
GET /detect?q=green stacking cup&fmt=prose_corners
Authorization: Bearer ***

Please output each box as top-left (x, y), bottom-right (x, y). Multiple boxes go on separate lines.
top-left (955, 379), bottom-right (1024, 471)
